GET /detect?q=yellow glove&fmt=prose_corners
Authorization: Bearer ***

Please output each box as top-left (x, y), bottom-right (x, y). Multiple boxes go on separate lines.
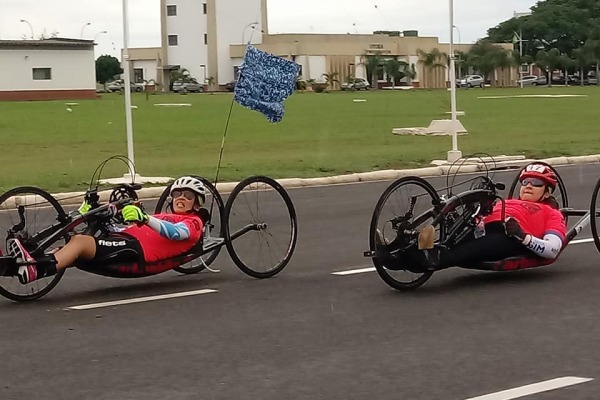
top-left (121, 204), bottom-right (148, 224)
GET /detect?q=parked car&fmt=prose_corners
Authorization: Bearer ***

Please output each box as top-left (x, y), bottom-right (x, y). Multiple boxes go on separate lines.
top-left (457, 75), bottom-right (484, 88)
top-left (517, 75), bottom-right (546, 86)
top-left (106, 80), bottom-right (144, 93)
top-left (550, 75), bottom-right (577, 85)
top-left (340, 77), bottom-right (371, 91)
top-left (225, 80), bottom-right (237, 92)
top-left (172, 79), bottom-right (204, 93)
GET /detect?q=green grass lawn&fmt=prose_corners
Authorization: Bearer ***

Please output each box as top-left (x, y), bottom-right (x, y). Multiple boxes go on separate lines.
top-left (0, 86), bottom-right (598, 192)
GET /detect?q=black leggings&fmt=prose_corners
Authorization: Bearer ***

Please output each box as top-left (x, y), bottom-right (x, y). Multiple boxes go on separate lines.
top-left (441, 222), bottom-right (529, 268)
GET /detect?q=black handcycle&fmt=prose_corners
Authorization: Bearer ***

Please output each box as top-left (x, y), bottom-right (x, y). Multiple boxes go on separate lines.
top-left (364, 161), bottom-right (600, 290)
top-left (0, 174), bottom-right (297, 301)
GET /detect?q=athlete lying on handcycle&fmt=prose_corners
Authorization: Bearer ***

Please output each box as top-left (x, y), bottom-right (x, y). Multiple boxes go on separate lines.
top-left (7, 176), bottom-right (206, 284)
top-left (375, 163), bottom-right (567, 271)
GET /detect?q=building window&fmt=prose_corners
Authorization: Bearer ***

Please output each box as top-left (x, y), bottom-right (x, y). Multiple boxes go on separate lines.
top-left (203, 3), bottom-right (207, 14)
top-left (133, 68), bottom-right (144, 83)
top-left (32, 68), bottom-right (51, 80)
top-left (204, 33), bottom-right (208, 45)
top-left (168, 35), bottom-right (178, 46)
top-left (167, 5), bottom-right (177, 16)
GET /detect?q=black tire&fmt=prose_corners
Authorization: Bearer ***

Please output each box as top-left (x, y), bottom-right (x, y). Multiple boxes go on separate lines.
top-left (507, 163), bottom-right (568, 214)
top-left (224, 176), bottom-right (297, 279)
top-left (369, 177), bottom-right (441, 290)
top-left (0, 187), bottom-right (68, 301)
top-left (155, 176), bottom-right (225, 274)
top-left (590, 177), bottom-right (600, 254)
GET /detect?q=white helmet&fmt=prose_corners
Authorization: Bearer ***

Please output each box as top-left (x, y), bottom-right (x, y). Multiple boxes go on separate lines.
top-left (170, 176), bottom-right (206, 204)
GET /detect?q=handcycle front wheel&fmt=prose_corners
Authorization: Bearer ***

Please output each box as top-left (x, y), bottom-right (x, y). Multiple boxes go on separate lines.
top-left (0, 187), bottom-right (68, 301)
top-left (369, 177), bottom-right (442, 290)
top-left (154, 176), bottom-right (225, 274)
top-left (224, 176), bottom-right (298, 279)
top-left (589, 176), bottom-right (600, 254)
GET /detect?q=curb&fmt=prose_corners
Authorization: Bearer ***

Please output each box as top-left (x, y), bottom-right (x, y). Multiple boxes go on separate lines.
top-left (40, 154), bottom-right (600, 206)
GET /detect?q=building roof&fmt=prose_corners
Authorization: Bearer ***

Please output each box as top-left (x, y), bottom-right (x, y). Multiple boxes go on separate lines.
top-left (0, 38), bottom-right (95, 50)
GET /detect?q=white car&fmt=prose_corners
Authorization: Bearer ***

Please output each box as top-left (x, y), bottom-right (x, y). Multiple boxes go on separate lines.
top-left (517, 75), bottom-right (546, 86)
top-left (457, 75), bottom-right (484, 88)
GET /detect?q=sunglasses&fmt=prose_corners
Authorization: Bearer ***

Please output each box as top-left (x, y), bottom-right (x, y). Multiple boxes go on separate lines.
top-left (171, 189), bottom-right (196, 201)
top-left (520, 177), bottom-right (545, 188)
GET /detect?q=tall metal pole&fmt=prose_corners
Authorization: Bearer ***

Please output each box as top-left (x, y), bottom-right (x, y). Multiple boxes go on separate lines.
top-left (447, 0), bottom-right (461, 162)
top-left (519, 29), bottom-right (524, 88)
top-left (122, 0), bottom-right (135, 176)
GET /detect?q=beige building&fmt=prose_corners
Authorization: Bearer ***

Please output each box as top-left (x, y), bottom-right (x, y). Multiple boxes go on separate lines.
top-left (127, 0), bottom-right (517, 91)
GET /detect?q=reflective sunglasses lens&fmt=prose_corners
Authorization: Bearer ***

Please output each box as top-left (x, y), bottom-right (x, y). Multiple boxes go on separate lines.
top-left (521, 178), bottom-right (544, 187)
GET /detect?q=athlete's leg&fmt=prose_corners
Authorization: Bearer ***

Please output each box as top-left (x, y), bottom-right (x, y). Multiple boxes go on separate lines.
top-left (53, 235), bottom-right (96, 270)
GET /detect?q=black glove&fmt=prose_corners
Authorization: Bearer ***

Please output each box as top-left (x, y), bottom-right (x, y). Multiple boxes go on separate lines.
top-left (505, 217), bottom-right (527, 243)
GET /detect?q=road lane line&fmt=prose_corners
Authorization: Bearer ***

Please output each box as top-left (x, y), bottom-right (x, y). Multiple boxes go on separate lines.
top-left (571, 238), bottom-right (593, 245)
top-left (465, 376), bottom-right (593, 400)
top-left (332, 267), bottom-right (375, 276)
top-left (67, 289), bottom-right (217, 310)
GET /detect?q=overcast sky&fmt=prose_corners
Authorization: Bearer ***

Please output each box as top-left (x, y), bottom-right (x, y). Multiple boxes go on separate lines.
top-left (0, 0), bottom-right (538, 58)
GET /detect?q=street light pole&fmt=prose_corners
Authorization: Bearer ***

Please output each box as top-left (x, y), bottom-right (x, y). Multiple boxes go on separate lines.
top-left (20, 19), bottom-right (34, 39)
top-left (242, 22), bottom-right (259, 44)
top-left (453, 25), bottom-right (462, 79)
top-left (80, 22), bottom-right (91, 38)
top-left (122, 0), bottom-right (136, 176)
top-left (447, 0), bottom-right (461, 162)
top-left (94, 30), bottom-right (108, 42)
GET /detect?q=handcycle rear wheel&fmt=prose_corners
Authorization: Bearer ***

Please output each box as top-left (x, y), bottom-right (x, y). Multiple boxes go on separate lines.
top-left (224, 176), bottom-right (298, 279)
top-left (155, 176), bottom-right (225, 274)
top-left (507, 162), bottom-right (568, 211)
top-left (589, 176), bottom-right (600, 254)
top-left (369, 177), bottom-right (441, 290)
top-left (0, 187), bottom-right (68, 301)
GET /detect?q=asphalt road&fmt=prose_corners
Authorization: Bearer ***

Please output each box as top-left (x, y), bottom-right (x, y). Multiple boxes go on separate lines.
top-left (2, 164), bottom-right (600, 400)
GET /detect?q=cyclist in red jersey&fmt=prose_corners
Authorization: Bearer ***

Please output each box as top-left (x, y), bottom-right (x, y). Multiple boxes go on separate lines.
top-left (7, 176), bottom-right (206, 284)
top-left (376, 163), bottom-right (567, 271)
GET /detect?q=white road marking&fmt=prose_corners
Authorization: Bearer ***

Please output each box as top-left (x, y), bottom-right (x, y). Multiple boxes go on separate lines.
top-left (571, 238), bottom-right (593, 245)
top-left (465, 376), bottom-right (593, 400)
top-left (332, 267), bottom-right (375, 276)
top-left (67, 289), bottom-right (217, 310)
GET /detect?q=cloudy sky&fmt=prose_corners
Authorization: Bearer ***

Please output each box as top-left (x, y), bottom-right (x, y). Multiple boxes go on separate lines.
top-left (0, 0), bottom-right (538, 58)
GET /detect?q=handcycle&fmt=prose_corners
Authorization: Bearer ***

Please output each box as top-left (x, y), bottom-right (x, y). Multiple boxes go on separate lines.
top-left (0, 160), bottom-right (298, 301)
top-left (364, 160), bottom-right (600, 290)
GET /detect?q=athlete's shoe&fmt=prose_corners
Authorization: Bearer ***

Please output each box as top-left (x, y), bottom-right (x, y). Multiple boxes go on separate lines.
top-left (418, 225), bottom-right (435, 250)
top-left (7, 238), bottom-right (38, 284)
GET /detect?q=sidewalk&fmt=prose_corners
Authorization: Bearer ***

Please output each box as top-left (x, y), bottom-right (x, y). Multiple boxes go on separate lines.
top-left (51, 154), bottom-right (600, 205)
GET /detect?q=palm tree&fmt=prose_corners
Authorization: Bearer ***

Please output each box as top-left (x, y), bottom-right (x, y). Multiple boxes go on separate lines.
top-left (363, 52), bottom-right (384, 89)
top-left (321, 72), bottom-right (340, 90)
top-left (573, 47), bottom-right (590, 85)
top-left (383, 59), bottom-right (408, 86)
top-left (417, 48), bottom-right (447, 88)
top-left (535, 48), bottom-right (562, 86)
top-left (467, 41), bottom-right (508, 86)
top-left (169, 67), bottom-right (192, 91)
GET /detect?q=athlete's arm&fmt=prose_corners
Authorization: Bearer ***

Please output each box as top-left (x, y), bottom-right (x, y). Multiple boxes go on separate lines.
top-left (523, 233), bottom-right (563, 259)
top-left (146, 216), bottom-right (191, 240)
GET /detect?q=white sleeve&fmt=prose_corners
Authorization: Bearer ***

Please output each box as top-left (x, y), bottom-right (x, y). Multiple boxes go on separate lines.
top-left (524, 233), bottom-right (563, 259)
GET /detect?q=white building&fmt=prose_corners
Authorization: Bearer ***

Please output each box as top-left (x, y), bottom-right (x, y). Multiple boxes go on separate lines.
top-left (0, 38), bottom-right (96, 101)
top-left (160, 0), bottom-right (266, 87)
top-left (153, 0), bottom-right (516, 91)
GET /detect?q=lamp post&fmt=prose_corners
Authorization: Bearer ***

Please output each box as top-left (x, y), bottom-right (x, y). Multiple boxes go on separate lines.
top-left (94, 30), bottom-right (108, 42)
top-left (20, 19), bottom-right (34, 39)
top-left (80, 22), bottom-right (91, 38)
top-left (452, 25), bottom-right (462, 81)
top-left (447, 0), bottom-right (461, 162)
top-left (513, 11), bottom-right (532, 88)
top-left (122, 0), bottom-right (136, 175)
top-left (242, 22), bottom-right (259, 44)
